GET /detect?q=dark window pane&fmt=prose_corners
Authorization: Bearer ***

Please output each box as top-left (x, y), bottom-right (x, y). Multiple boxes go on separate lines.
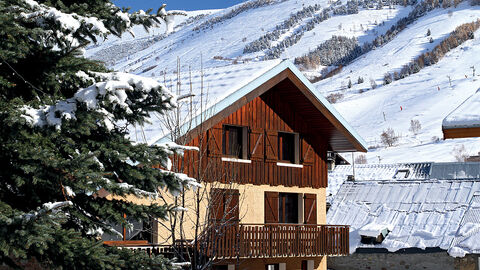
top-left (279, 193), bottom-right (298, 223)
top-left (223, 126), bottom-right (243, 158)
top-left (278, 132), bottom-right (295, 162)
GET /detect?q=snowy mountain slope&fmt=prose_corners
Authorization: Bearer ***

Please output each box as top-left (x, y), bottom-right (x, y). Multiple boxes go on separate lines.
top-left (85, 0), bottom-right (480, 163)
top-left (89, 0), bottom-right (414, 73)
top-left (105, 0), bottom-right (331, 73)
top-left (331, 26), bottom-right (480, 163)
top-left (315, 2), bottom-right (480, 93)
top-left (282, 6), bottom-right (414, 59)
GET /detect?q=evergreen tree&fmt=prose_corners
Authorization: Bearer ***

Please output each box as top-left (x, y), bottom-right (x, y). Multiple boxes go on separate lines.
top-left (0, 0), bottom-right (191, 269)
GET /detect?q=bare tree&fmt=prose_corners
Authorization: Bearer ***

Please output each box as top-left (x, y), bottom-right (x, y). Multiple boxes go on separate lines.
top-left (380, 128), bottom-right (398, 147)
top-left (151, 60), bottom-right (246, 269)
top-left (354, 154), bottom-right (368, 164)
top-left (370, 78), bottom-right (377, 89)
top-left (409, 119), bottom-right (422, 135)
top-left (452, 144), bottom-right (469, 162)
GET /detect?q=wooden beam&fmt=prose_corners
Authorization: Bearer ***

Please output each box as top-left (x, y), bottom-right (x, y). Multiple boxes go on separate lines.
top-left (443, 127), bottom-right (480, 139)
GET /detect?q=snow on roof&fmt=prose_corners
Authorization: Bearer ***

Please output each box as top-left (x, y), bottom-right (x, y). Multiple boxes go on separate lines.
top-left (430, 162), bottom-right (480, 180)
top-left (443, 88), bottom-right (480, 130)
top-left (449, 194), bottom-right (480, 257)
top-left (130, 60), bottom-right (282, 144)
top-left (358, 223), bottom-right (392, 238)
top-left (327, 179), bottom-right (480, 256)
top-left (327, 163), bottom-right (431, 203)
top-left (133, 60), bottom-right (368, 152)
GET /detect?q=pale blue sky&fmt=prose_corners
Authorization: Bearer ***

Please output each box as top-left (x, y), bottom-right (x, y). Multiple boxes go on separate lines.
top-left (114, 0), bottom-right (247, 12)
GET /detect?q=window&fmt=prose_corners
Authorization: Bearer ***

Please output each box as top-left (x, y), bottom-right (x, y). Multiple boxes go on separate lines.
top-left (265, 192), bottom-right (316, 224)
top-left (278, 132), bottom-right (299, 163)
top-left (279, 193), bottom-right (298, 223)
top-left (222, 125), bottom-right (247, 159)
top-left (394, 169), bottom-right (410, 179)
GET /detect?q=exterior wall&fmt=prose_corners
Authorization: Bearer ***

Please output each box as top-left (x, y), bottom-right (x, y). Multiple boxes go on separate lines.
top-left (179, 91), bottom-right (329, 189)
top-left (328, 252), bottom-right (480, 270)
top-left (155, 182), bottom-right (326, 244)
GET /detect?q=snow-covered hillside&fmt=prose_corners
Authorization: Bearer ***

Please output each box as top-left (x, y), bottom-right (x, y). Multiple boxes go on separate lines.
top-left (86, 0), bottom-right (480, 163)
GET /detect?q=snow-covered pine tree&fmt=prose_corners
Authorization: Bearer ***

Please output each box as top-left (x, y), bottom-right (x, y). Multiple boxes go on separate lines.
top-left (0, 1), bottom-right (193, 269)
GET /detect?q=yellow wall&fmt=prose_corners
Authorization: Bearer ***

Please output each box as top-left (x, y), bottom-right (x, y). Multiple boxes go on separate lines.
top-left (155, 181), bottom-right (326, 244)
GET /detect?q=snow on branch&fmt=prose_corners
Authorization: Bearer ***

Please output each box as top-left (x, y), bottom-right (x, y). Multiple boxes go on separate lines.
top-left (21, 72), bottom-right (176, 131)
top-left (17, 0), bottom-right (185, 48)
top-left (19, 201), bottom-right (72, 222)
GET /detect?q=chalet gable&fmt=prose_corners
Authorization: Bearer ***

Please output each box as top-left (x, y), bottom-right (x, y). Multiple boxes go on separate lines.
top-left (154, 60), bottom-right (367, 153)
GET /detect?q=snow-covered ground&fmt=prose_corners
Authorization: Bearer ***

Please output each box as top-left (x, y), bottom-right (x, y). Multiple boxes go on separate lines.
top-left (322, 16), bottom-right (480, 163)
top-left (283, 6), bottom-right (414, 59)
top-left (86, 0), bottom-right (480, 164)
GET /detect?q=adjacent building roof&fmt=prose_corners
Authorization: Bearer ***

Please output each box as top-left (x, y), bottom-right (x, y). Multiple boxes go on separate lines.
top-left (327, 162), bottom-right (480, 257)
top-left (133, 60), bottom-right (368, 152)
top-left (327, 163), bottom-right (431, 203)
top-left (443, 88), bottom-right (480, 139)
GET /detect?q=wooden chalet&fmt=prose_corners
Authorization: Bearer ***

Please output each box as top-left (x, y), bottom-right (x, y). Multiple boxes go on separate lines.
top-left (106, 60), bottom-right (368, 270)
top-left (443, 88), bottom-right (480, 139)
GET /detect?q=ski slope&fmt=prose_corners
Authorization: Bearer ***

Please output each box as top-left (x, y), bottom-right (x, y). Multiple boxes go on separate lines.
top-left (86, 0), bottom-right (480, 163)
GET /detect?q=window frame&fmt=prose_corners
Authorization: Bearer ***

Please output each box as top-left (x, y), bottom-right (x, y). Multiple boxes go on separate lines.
top-left (278, 131), bottom-right (300, 164)
top-left (222, 124), bottom-right (248, 160)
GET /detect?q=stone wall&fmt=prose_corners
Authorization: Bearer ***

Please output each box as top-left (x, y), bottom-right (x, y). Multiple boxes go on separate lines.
top-left (328, 251), bottom-right (479, 270)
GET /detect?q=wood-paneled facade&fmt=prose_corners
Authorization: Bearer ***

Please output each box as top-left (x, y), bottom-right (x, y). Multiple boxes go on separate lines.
top-left (179, 78), bottom-right (330, 189)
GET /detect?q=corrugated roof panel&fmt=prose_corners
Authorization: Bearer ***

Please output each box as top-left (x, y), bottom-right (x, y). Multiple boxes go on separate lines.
top-left (328, 179), bottom-right (480, 254)
top-left (430, 162), bottom-right (480, 180)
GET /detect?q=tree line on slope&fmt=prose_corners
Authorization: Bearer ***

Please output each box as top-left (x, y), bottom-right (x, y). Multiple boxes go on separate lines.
top-left (383, 19), bottom-right (480, 84)
top-left (295, 0), bottom-right (453, 71)
top-left (245, 0), bottom-right (421, 58)
top-left (193, 0), bottom-right (286, 32)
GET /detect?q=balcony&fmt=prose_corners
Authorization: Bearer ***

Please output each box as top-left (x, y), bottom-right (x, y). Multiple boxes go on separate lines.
top-left (105, 224), bottom-right (350, 259)
top-left (203, 223), bottom-right (349, 259)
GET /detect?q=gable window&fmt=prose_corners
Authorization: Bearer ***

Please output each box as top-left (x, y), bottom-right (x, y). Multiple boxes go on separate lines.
top-left (222, 125), bottom-right (248, 159)
top-left (278, 132), bottom-right (299, 163)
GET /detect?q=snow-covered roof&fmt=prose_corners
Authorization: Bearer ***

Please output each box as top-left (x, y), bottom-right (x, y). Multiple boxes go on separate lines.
top-left (327, 170), bottom-right (480, 256)
top-left (430, 162), bottom-right (480, 180)
top-left (327, 162), bottom-right (480, 203)
top-left (327, 163), bottom-right (431, 203)
top-left (443, 88), bottom-right (480, 130)
top-left (450, 194), bottom-right (480, 257)
top-left (134, 60), bottom-right (368, 152)
top-left (132, 60), bottom-right (282, 144)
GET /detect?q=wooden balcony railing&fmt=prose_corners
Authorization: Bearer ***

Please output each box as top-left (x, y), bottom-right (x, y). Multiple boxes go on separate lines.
top-left (105, 224), bottom-right (350, 260)
top-left (204, 223), bottom-right (349, 259)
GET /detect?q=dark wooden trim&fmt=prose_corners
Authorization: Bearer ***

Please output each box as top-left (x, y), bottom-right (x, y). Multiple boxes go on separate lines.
top-left (443, 127), bottom-right (480, 139)
top-left (104, 240), bottom-right (149, 246)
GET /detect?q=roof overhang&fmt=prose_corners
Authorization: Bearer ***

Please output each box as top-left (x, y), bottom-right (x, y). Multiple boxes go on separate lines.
top-left (156, 60), bottom-right (368, 152)
top-left (443, 88), bottom-right (480, 139)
